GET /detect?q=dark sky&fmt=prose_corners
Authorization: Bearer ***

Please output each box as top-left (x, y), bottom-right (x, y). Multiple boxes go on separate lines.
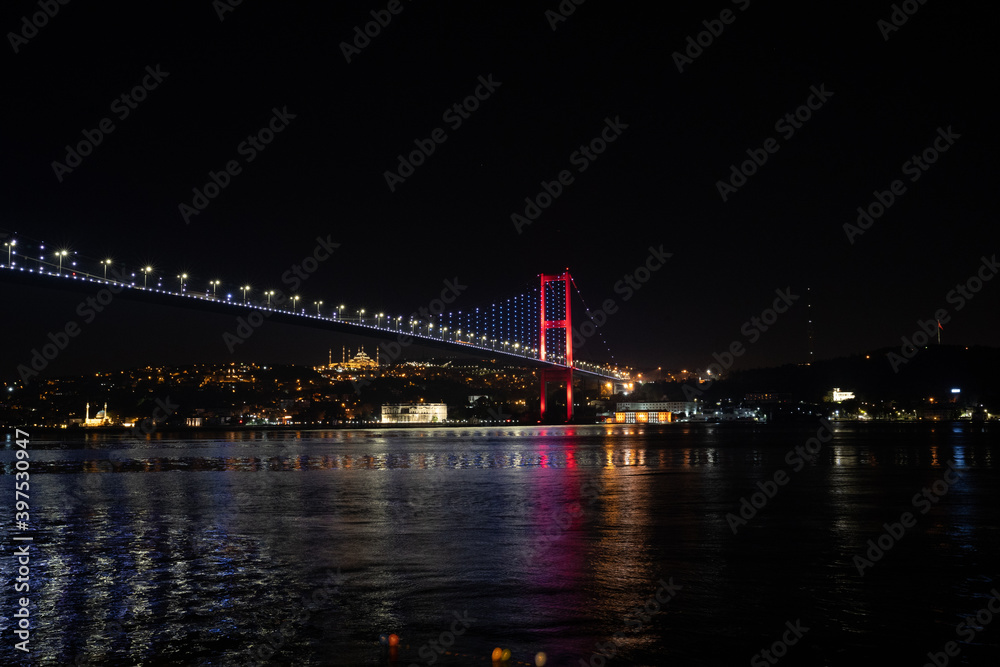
top-left (2, 0), bottom-right (997, 382)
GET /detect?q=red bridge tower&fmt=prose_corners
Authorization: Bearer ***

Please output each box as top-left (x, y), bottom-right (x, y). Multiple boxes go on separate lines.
top-left (539, 271), bottom-right (573, 422)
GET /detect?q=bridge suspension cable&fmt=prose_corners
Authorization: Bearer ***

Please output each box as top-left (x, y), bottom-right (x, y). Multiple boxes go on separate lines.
top-left (569, 275), bottom-right (616, 367)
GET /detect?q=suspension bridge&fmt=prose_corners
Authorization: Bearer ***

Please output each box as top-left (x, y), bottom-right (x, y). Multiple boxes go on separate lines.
top-left (1, 235), bottom-right (631, 421)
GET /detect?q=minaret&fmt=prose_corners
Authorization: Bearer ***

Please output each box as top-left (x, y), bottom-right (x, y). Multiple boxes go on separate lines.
top-left (103, 402), bottom-right (108, 423)
top-left (806, 287), bottom-right (814, 363)
top-left (86, 402), bottom-right (90, 422)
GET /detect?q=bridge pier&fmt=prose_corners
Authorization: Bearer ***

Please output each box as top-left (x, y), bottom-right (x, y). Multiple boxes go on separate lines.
top-left (540, 368), bottom-right (573, 422)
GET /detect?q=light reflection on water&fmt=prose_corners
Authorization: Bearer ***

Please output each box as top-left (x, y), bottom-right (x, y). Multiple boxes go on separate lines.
top-left (0, 422), bottom-right (998, 666)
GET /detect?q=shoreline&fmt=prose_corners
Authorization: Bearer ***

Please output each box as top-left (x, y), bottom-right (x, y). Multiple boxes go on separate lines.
top-left (5, 418), bottom-right (993, 435)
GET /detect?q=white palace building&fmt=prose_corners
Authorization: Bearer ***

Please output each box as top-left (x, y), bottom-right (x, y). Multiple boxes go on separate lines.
top-left (381, 403), bottom-right (448, 423)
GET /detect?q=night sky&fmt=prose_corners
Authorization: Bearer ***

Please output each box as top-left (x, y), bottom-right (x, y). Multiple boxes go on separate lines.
top-left (2, 1), bottom-right (996, 381)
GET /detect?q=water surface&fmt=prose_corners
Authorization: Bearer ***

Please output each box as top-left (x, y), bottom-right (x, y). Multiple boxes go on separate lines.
top-left (2, 423), bottom-right (998, 665)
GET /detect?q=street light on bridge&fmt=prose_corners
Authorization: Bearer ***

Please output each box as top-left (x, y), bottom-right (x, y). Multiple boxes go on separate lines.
top-left (56, 250), bottom-right (68, 274)
top-left (242, 285), bottom-right (251, 304)
top-left (266, 290), bottom-right (275, 306)
top-left (315, 300), bottom-right (324, 315)
top-left (142, 266), bottom-right (153, 288)
top-left (291, 295), bottom-right (300, 312)
top-left (338, 304), bottom-right (345, 319)
top-left (377, 313), bottom-right (383, 328)
top-left (103, 258), bottom-right (113, 279)
top-left (177, 273), bottom-right (188, 292)
top-left (210, 280), bottom-right (220, 297)
top-left (358, 308), bottom-right (365, 323)
top-left (5, 239), bottom-right (15, 266)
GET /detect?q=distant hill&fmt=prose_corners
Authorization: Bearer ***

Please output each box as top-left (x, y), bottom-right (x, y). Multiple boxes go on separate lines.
top-left (651, 345), bottom-right (999, 408)
top-left (726, 345), bottom-right (998, 404)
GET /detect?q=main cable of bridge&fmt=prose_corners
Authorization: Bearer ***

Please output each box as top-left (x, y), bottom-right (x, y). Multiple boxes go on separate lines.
top-left (568, 275), bottom-right (616, 368)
